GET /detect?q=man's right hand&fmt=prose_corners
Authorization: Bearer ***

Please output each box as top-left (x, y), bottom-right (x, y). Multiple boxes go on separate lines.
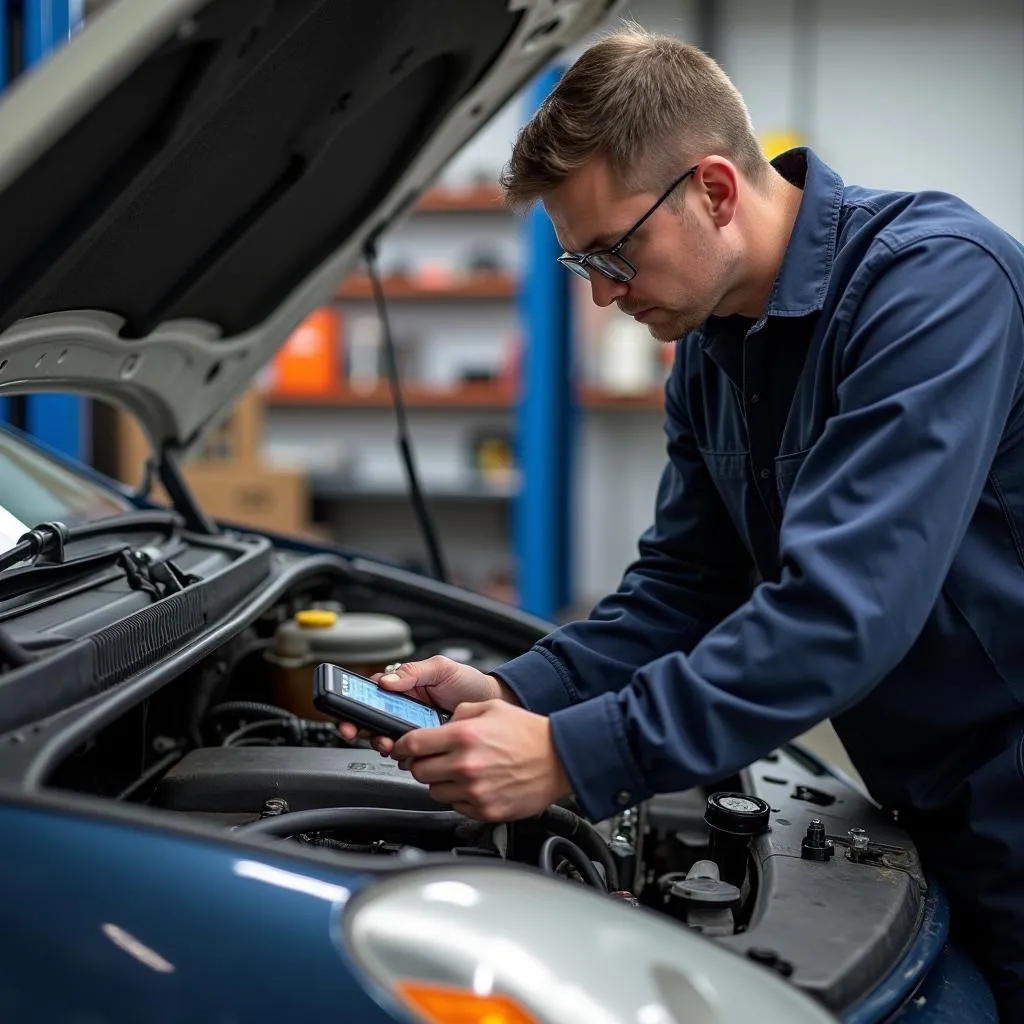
top-left (336, 656), bottom-right (519, 755)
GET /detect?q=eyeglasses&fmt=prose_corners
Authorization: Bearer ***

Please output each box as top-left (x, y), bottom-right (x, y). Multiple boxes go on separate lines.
top-left (557, 166), bottom-right (698, 283)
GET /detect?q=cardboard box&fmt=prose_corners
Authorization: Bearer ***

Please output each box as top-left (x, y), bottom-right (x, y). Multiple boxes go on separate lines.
top-left (115, 389), bottom-right (265, 487)
top-left (183, 465), bottom-right (309, 534)
top-left (112, 388), bottom-right (315, 536)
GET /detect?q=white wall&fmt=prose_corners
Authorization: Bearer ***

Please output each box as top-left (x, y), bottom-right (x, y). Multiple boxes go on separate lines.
top-left (720, 0), bottom-right (1024, 239)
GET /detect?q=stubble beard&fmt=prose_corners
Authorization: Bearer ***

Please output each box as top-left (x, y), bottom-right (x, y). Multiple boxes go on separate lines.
top-left (645, 304), bottom-right (715, 343)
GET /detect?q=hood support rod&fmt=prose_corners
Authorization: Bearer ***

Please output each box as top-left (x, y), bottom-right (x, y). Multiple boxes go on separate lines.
top-left (144, 446), bottom-right (217, 536)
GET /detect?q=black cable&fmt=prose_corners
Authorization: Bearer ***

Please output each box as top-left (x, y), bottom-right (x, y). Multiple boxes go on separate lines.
top-left (235, 806), bottom-right (467, 838)
top-left (539, 835), bottom-right (606, 890)
top-left (222, 717), bottom-right (300, 747)
top-left (535, 805), bottom-right (618, 891)
top-left (363, 238), bottom-right (449, 584)
top-left (115, 746), bottom-right (186, 802)
top-left (188, 638), bottom-right (274, 746)
top-left (205, 701), bottom-right (295, 724)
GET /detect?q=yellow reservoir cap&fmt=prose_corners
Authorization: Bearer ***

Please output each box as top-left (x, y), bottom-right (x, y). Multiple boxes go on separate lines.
top-left (294, 609), bottom-right (338, 629)
top-left (395, 982), bottom-right (537, 1024)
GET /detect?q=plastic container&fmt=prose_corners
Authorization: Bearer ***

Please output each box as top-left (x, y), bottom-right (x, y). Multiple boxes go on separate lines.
top-left (271, 307), bottom-right (340, 394)
top-left (266, 607), bottom-right (414, 720)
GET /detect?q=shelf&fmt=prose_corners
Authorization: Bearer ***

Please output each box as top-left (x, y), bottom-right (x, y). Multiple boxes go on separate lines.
top-left (265, 382), bottom-right (666, 410)
top-left (414, 184), bottom-right (506, 213)
top-left (336, 270), bottom-right (516, 301)
top-left (266, 381), bottom-right (517, 409)
top-left (579, 385), bottom-right (665, 411)
top-left (311, 474), bottom-right (519, 503)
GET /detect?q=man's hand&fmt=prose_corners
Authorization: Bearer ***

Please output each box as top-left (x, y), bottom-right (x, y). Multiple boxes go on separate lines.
top-left (391, 700), bottom-right (572, 820)
top-left (335, 656), bottom-right (519, 755)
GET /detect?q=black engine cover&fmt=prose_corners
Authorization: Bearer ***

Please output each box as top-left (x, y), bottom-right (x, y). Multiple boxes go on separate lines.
top-left (152, 746), bottom-right (440, 814)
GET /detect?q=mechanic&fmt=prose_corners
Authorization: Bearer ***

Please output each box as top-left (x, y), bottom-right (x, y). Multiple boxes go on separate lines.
top-left (338, 24), bottom-right (1024, 1018)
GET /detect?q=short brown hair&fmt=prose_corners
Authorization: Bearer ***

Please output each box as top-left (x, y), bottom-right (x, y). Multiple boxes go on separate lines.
top-left (500, 22), bottom-right (769, 209)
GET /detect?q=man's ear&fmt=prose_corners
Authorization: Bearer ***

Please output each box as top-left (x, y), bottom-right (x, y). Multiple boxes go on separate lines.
top-left (696, 158), bottom-right (740, 228)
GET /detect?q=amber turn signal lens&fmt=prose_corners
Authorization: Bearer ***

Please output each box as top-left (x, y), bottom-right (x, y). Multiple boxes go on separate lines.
top-left (396, 980), bottom-right (539, 1024)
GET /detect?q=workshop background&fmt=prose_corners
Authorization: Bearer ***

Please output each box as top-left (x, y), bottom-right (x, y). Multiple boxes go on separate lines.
top-left (2, 0), bottom-right (1022, 632)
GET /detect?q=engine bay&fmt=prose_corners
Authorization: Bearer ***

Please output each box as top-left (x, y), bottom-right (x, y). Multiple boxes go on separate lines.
top-left (5, 547), bottom-right (929, 1016)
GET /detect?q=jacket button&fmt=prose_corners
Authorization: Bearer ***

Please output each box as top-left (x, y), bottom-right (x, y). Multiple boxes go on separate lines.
top-left (760, 468), bottom-right (771, 480)
top-left (750, 393), bottom-right (760, 403)
top-left (616, 790), bottom-right (632, 806)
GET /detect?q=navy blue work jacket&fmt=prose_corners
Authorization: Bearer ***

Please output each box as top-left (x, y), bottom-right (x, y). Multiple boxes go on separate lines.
top-left (496, 148), bottom-right (1024, 826)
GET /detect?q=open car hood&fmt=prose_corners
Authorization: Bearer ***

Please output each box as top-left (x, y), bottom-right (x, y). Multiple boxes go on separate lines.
top-left (0, 0), bottom-right (617, 457)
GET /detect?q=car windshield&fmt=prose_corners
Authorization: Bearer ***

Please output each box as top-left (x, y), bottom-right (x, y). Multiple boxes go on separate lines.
top-left (0, 428), bottom-right (130, 548)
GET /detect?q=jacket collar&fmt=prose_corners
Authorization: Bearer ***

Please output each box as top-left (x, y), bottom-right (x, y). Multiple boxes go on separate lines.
top-left (763, 146), bottom-right (845, 318)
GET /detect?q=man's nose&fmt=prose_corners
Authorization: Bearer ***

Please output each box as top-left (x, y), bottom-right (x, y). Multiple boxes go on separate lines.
top-left (589, 273), bottom-right (628, 308)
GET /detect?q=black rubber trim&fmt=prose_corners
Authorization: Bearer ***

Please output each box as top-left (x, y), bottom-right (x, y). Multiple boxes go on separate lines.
top-left (0, 533), bottom-right (273, 737)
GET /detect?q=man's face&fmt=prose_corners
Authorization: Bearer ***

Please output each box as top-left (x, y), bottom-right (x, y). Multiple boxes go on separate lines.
top-left (544, 157), bottom-right (736, 342)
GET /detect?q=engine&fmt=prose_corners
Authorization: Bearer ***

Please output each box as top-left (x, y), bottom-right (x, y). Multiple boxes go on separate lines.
top-left (42, 583), bottom-right (770, 934)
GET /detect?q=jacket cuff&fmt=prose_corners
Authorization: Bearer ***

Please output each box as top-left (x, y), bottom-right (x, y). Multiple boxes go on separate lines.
top-left (548, 692), bottom-right (651, 822)
top-left (490, 646), bottom-right (579, 715)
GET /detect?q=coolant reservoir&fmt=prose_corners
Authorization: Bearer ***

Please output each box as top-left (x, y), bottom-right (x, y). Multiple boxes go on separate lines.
top-left (267, 607), bottom-right (414, 720)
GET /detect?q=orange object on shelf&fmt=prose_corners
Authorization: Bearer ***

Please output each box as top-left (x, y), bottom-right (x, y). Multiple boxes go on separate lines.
top-left (271, 306), bottom-right (341, 394)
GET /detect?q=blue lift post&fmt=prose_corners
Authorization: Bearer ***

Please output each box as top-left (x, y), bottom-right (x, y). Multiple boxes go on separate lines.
top-left (22, 0), bottom-right (89, 462)
top-left (514, 65), bottom-right (575, 622)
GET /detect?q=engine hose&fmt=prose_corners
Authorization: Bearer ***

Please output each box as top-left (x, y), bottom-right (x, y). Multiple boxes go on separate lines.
top-left (206, 701), bottom-right (296, 724)
top-left (535, 805), bottom-right (618, 891)
top-left (223, 717), bottom-right (301, 747)
top-left (235, 807), bottom-right (470, 838)
top-left (539, 835), bottom-right (607, 891)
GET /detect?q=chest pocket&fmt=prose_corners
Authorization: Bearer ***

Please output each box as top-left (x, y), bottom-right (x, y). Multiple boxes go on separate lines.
top-left (698, 449), bottom-right (754, 549)
top-left (775, 448), bottom-right (811, 510)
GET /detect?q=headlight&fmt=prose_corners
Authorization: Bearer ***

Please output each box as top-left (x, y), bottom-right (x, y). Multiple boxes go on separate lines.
top-left (341, 864), bottom-right (835, 1024)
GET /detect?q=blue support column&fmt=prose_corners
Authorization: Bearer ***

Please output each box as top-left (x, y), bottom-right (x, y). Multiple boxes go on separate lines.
top-left (23, 0), bottom-right (89, 461)
top-left (514, 65), bottom-right (575, 621)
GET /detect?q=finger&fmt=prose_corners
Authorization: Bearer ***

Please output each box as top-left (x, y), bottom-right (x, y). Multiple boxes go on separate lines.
top-left (407, 753), bottom-right (458, 785)
top-left (451, 801), bottom-right (482, 818)
top-left (426, 782), bottom-right (473, 806)
top-left (337, 722), bottom-right (360, 741)
top-left (378, 655), bottom-right (458, 693)
top-left (370, 736), bottom-right (395, 755)
top-left (393, 722), bottom-right (459, 761)
top-left (377, 661), bottom-right (423, 692)
top-left (449, 700), bottom-right (492, 721)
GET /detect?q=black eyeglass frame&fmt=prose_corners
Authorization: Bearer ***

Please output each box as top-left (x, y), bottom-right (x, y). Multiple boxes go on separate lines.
top-left (557, 165), bottom-right (699, 283)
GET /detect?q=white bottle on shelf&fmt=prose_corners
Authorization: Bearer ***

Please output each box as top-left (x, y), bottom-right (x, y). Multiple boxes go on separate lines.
top-left (347, 314), bottom-right (381, 392)
top-left (597, 313), bottom-right (656, 394)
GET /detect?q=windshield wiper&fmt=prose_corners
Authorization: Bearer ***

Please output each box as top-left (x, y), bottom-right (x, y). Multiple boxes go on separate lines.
top-left (0, 521), bottom-right (70, 574)
top-left (0, 518), bottom-right (202, 601)
top-left (0, 512), bottom-right (184, 576)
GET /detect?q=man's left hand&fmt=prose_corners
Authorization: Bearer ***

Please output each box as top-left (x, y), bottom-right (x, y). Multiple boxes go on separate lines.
top-left (390, 700), bottom-right (572, 820)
